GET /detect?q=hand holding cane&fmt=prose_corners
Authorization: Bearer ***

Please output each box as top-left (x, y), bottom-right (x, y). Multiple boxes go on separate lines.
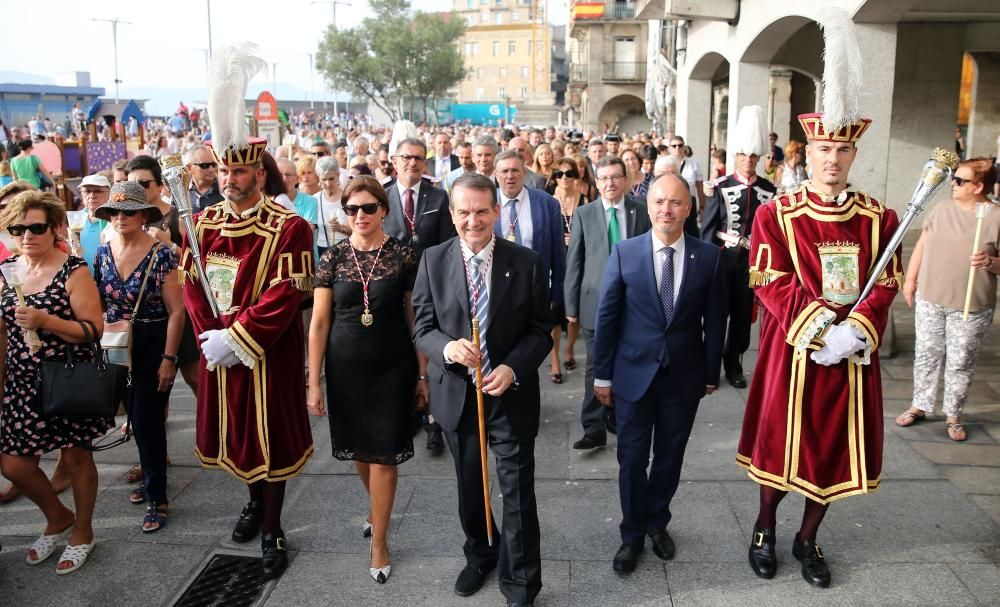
top-left (471, 318), bottom-right (494, 547)
top-left (0, 263), bottom-right (41, 354)
top-left (963, 202), bottom-right (992, 321)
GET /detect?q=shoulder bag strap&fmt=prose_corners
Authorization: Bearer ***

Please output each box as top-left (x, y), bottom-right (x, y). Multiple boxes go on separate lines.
top-left (129, 243), bottom-right (160, 326)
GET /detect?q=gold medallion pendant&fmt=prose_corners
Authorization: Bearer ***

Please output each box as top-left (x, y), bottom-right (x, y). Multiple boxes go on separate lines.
top-left (506, 231), bottom-right (517, 242)
top-left (361, 309), bottom-right (374, 327)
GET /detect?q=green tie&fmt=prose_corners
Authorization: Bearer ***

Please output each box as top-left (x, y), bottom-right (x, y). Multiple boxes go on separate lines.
top-left (608, 207), bottom-right (621, 253)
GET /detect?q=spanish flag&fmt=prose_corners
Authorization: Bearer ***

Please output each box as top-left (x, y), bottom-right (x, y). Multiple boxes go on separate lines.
top-left (573, 2), bottom-right (605, 19)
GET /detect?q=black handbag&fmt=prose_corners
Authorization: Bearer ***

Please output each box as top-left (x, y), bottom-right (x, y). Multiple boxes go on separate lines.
top-left (39, 320), bottom-right (130, 420)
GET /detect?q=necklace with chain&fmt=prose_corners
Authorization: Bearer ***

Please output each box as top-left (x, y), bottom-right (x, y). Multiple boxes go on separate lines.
top-left (349, 234), bottom-right (387, 327)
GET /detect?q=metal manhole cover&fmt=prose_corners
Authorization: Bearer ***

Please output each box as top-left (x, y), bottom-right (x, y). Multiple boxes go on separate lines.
top-left (173, 553), bottom-right (267, 607)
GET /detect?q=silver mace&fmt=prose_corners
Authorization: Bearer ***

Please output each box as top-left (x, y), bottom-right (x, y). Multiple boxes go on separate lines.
top-left (850, 148), bottom-right (960, 314)
top-left (159, 153), bottom-right (220, 318)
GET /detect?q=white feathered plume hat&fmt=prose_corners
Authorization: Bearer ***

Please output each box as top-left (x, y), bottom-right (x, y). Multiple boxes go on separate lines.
top-left (799, 7), bottom-right (871, 143)
top-left (206, 43), bottom-right (269, 166)
top-left (731, 106), bottom-right (768, 157)
top-left (388, 120), bottom-right (418, 157)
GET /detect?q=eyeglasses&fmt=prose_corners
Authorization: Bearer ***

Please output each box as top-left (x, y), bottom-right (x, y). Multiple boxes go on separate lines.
top-left (136, 179), bottom-right (156, 189)
top-left (553, 170), bottom-right (579, 179)
top-left (669, 144), bottom-right (684, 149)
top-left (953, 176), bottom-right (975, 187)
top-left (596, 175), bottom-right (625, 183)
top-left (379, 160), bottom-right (392, 166)
top-left (192, 162), bottom-right (217, 170)
top-left (312, 151), bottom-right (328, 157)
top-left (108, 209), bottom-right (140, 217)
top-left (393, 154), bottom-right (425, 163)
top-left (344, 203), bottom-right (381, 216)
top-left (8, 223), bottom-right (50, 236)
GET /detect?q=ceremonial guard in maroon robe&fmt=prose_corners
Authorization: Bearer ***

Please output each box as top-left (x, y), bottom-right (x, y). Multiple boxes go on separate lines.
top-left (181, 44), bottom-right (313, 580)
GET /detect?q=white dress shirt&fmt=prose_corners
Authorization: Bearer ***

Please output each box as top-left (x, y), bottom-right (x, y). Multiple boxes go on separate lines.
top-left (396, 179), bottom-right (422, 220)
top-left (500, 187), bottom-right (533, 248)
top-left (434, 156), bottom-right (452, 181)
top-left (316, 191), bottom-right (349, 247)
top-left (443, 236), bottom-right (496, 371)
top-left (602, 197), bottom-right (628, 243)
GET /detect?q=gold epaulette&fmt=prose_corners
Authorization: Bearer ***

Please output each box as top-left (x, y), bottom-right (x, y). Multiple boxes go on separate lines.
top-left (774, 186), bottom-right (808, 210)
top-left (852, 191), bottom-right (886, 212)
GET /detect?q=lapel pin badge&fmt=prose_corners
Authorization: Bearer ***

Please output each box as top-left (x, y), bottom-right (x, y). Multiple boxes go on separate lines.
top-left (505, 271), bottom-right (510, 277)
top-left (690, 254), bottom-right (695, 259)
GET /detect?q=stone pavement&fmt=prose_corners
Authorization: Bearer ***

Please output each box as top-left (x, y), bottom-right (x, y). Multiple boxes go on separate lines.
top-left (1, 299), bottom-right (999, 607)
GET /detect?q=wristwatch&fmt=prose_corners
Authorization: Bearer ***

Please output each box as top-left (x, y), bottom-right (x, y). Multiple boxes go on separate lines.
top-left (162, 354), bottom-right (180, 364)
top-left (417, 375), bottom-right (429, 381)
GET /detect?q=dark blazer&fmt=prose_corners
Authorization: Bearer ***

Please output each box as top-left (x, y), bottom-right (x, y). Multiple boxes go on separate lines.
top-left (412, 238), bottom-right (554, 440)
top-left (591, 233), bottom-right (727, 404)
top-left (564, 196), bottom-right (651, 330)
top-left (384, 180), bottom-right (457, 254)
top-left (524, 169), bottom-right (547, 190)
top-left (492, 187), bottom-right (566, 305)
top-left (430, 154), bottom-right (461, 172)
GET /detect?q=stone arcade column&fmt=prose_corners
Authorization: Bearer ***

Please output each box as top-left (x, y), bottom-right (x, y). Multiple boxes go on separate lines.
top-left (966, 52), bottom-right (1000, 160)
top-left (676, 74), bottom-right (713, 170)
top-left (769, 69), bottom-right (794, 147)
top-left (725, 61), bottom-right (770, 173)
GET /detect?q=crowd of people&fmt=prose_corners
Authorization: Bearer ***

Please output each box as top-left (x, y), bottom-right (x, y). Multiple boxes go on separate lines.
top-left (0, 92), bottom-right (998, 605)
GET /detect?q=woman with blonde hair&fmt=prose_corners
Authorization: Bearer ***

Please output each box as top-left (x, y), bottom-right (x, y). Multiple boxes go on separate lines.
top-left (532, 143), bottom-right (556, 186)
top-left (774, 140), bottom-right (807, 193)
top-left (296, 155), bottom-right (322, 197)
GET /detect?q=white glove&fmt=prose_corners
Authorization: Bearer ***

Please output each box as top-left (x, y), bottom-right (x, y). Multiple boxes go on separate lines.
top-left (809, 323), bottom-right (865, 366)
top-left (199, 330), bottom-right (241, 368)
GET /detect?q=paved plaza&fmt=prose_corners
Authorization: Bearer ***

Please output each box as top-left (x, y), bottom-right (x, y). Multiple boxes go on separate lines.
top-left (0, 295), bottom-right (999, 606)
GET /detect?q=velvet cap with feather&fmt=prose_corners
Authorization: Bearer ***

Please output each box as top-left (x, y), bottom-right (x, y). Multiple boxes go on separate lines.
top-left (799, 7), bottom-right (871, 143)
top-left (206, 43), bottom-right (269, 166)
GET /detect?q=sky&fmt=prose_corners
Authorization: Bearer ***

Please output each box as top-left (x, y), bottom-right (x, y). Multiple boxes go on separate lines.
top-left (2, 0), bottom-right (568, 116)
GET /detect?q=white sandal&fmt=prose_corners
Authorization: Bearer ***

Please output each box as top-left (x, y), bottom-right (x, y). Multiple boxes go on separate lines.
top-left (25, 527), bottom-right (73, 565)
top-left (55, 541), bottom-right (96, 575)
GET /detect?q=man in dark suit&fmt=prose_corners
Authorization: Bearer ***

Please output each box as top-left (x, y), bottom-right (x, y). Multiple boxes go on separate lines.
top-left (592, 173), bottom-right (727, 573)
top-left (492, 149), bottom-right (566, 350)
top-left (384, 136), bottom-right (457, 451)
top-left (432, 131), bottom-right (461, 183)
top-left (506, 136), bottom-right (548, 190)
top-left (564, 156), bottom-right (651, 450)
top-left (413, 173), bottom-right (553, 607)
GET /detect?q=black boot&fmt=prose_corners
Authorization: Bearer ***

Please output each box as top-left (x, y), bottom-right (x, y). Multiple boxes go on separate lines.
top-left (261, 530), bottom-right (288, 580)
top-left (747, 526), bottom-right (776, 579)
top-left (232, 501), bottom-right (262, 543)
top-left (792, 535), bottom-right (831, 588)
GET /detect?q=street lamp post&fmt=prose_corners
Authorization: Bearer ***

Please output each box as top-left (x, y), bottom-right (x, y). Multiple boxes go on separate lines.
top-left (92, 17), bottom-right (131, 104)
top-left (206, 0), bottom-right (213, 56)
top-left (303, 53), bottom-right (315, 110)
top-left (272, 63), bottom-right (282, 100)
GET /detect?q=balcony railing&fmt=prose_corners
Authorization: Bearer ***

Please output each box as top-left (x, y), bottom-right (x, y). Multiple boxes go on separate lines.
top-left (570, 65), bottom-right (588, 82)
top-left (570, 1), bottom-right (638, 26)
top-left (602, 62), bottom-right (646, 81)
top-left (613, 2), bottom-right (637, 19)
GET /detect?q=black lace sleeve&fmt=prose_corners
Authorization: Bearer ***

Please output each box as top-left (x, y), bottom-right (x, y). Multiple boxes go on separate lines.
top-left (314, 244), bottom-right (338, 288)
top-left (398, 242), bottom-right (419, 292)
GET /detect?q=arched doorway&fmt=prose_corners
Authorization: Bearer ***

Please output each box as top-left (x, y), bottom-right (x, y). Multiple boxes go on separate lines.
top-left (682, 51), bottom-right (729, 169)
top-left (597, 94), bottom-right (650, 133)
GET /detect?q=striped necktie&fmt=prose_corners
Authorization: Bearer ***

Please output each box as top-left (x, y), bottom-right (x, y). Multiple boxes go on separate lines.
top-left (469, 256), bottom-right (492, 379)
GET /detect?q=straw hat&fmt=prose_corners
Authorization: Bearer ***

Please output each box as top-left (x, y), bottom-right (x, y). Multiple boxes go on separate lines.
top-left (95, 181), bottom-right (164, 223)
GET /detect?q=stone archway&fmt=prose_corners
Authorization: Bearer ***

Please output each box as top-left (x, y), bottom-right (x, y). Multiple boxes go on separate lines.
top-left (597, 94), bottom-right (650, 134)
top-left (681, 51), bottom-right (730, 171)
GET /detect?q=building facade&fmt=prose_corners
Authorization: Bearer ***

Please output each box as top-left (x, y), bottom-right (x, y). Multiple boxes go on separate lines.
top-left (453, 0), bottom-right (554, 108)
top-left (566, 0), bottom-right (653, 133)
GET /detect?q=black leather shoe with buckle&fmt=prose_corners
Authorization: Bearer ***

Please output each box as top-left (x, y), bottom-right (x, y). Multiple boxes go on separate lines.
top-left (792, 536), bottom-right (831, 588)
top-left (261, 531), bottom-right (288, 580)
top-left (232, 501), bottom-right (262, 543)
top-left (748, 526), bottom-right (777, 579)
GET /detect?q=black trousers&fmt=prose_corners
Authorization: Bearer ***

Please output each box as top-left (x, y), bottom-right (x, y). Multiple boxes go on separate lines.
top-left (443, 383), bottom-right (542, 605)
top-left (723, 259), bottom-right (753, 374)
top-left (616, 366), bottom-right (699, 544)
top-left (129, 320), bottom-right (172, 504)
top-left (579, 328), bottom-right (606, 439)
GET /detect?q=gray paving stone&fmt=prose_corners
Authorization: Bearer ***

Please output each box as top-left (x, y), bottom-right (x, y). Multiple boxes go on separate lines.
top-left (888, 418), bottom-right (998, 445)
top-left (948, 563), bottom-right (1000, 605)
top-left (940, 465), bottom-right (1000, 495)
top-left (909, 442), bottom-right (1000, 467)
top-left (970, 495), bottom-right (1000, 529)
top-left (880, 428), bottom-right (942, 480)
top-left (568, 558), bottom-right (669, 607)
top-left (680, 423), bottom-right (752, 482)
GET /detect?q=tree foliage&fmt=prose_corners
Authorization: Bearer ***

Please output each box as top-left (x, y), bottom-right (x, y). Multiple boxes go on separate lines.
top-left (316, 0), bottom-right (466, 123)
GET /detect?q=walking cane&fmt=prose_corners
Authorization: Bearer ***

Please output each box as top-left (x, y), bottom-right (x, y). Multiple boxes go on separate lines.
top-left (471, 318), bottom-right (494, 547)
top-left (963, 202), bottom-right (992, 321)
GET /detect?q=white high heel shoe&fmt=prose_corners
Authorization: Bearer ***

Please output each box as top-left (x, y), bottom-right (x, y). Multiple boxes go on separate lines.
top-left (368, 528), bottom-right (391, 584)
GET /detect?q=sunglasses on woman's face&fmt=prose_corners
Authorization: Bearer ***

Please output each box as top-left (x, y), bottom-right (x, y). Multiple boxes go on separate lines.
top-left (8, 223), bottom-right (50, 236)
top-left (553, 170), bottom-right (579, 180)
top-left (136, 179), bottom-right (156, 189)
top-left (953, 176), bottom-right (974, 187)
top-left (109, 209), bottom-right (140, 218)
top-left (344, 203), bottom-right (381, 216)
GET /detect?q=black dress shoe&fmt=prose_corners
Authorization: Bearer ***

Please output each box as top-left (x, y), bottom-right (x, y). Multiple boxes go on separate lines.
top-left (612, 543), bottom-right (643, 573)
top-left (648, 529), bottom-right (675, 560)
top-left (747, 526), bottom-right (777, 579)
top-left (261, 531), bottom-right (288, 580)
top-left (792, 536), bottom-right (831, 588)
top-left (726, 372), bottom-right (748, 389)
top-left (425, 423), bottom-right (444, 452)
top-left (231, 501), bottom-right (262, 543)
top-left (572, 434), bottom-right (607, 450)
top-left (454, 562), bottom-right (495, 596)
top-left (605, 411), bottom-right (617, 435)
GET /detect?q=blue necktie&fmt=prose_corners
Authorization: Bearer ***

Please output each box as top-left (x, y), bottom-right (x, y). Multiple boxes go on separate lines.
top-left (507, 200), bottom-right (522, 244)
top-left (660, 246), bottom-right (675, 366)
top-left (469, 256), bottom-right (492, 379)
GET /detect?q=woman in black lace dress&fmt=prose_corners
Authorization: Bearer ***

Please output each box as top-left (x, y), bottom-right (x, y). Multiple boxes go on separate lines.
top-left (307, 176), bottom-right (427, 584)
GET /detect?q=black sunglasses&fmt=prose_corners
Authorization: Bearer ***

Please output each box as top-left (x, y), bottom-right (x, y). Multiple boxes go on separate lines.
top-left (553, 170), bottom-right (579, 179)
top-left (192, 162), bottom-right (217, 169)
top-left (344, 203), bottom-right (382, 216)
top-left (953, 176), bottom-right (974, 187)
top-left (137, 179), bottom-right (156, 189)
top-left (312, 151), bottom-right (328, 157)
top-left (8, 223), bottom-right (50, 236)
top-left (108, 209), bottom-right (140, 217)
top-left (669, 144), bottom-right (684, 148)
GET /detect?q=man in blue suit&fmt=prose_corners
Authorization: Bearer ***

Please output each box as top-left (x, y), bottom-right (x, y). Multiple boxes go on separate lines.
top-left (592, 173), bottom-right (727, 573)
top-left (493, 149), bottom-right (566, 344)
